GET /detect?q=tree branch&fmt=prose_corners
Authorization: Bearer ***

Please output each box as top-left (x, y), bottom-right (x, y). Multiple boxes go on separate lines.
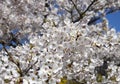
top-left (82, 0), bottom-right (97, 16)
top-left (22, 59), bottom-right (38, 75)
top-left (3, 45), bottom-right (23, 76)
top-left (2, 44), bottom-right (38, 77)
top-left (73, 0), bottom-right (97, 23)
top-left (88, 7), bottom-right (120, 25)
top-left (70, 0), bottom-right (82, 19)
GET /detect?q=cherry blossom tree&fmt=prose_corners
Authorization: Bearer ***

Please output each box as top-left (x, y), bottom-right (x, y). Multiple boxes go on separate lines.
top-left (0, 0), bottom-right (120, 84)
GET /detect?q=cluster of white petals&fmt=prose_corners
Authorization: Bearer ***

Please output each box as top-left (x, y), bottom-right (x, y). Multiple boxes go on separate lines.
top-left (0, 18), bottom-right (120, 83)
top-left (0, 0), bottom-right (120, 84)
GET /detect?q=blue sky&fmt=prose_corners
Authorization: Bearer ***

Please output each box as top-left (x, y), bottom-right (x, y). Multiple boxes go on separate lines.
top-left (106, 11), bottom-right (120, 32)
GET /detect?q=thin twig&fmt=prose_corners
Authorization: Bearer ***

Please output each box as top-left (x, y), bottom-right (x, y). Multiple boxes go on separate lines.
top-left (3, 45), bottom-right (23, 76)
top-left (88, 7), bottom-right (120, 25)
top-left (23, 59), bottom-right (38, 75)
top-left (73, 0), bottom-right (97, 23)
top-left (70, 0), bottom-right (82, 18)
top-left (2, 44), bottom-right (38, 76)
top-left (82, 0), bottom-right (97, 15)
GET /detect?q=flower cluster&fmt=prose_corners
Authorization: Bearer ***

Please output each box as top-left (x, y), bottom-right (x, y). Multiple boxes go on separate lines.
top-left (0, 0), bottom-right (120, 84)
top-left (0, 17), bottom-right (120, 83)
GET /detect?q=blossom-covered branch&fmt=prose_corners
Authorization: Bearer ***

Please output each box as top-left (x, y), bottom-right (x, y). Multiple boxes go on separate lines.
top-left (0, 0), bottom-right (120, 84)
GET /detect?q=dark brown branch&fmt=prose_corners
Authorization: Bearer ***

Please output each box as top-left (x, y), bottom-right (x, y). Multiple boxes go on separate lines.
top-left (70, 0), bottom-right (82, 18)
top-left (23, 59), bottom-right (38, 75)
top-left (2, 44), bottom-right (38, 77)
top-left (82, 0), bottom-right (97, 16)
top-left (88, 7), bottom-right (120, 25)
top-left (73, 0), bottom-right (97, 23)
top-left (73, 0), bottom-right (120, 24)
top-left (3, 45), bottom-right (23, 76)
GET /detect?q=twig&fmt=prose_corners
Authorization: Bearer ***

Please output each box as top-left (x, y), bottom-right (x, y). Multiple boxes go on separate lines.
top-left (23, 59), bottom-right (38, 75)
top-left (88, 7), bottom-right (120, 25)
top-left (70, 0), bottom-right (82, 18)
top-left (3, 45), bottom-right (23, 76)
top-left (73, 0), bottom-right (97, 23)
top-left (2, 44), bottom-right (38, 77)
top-left (82, 0), bottom-right (97, 15)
